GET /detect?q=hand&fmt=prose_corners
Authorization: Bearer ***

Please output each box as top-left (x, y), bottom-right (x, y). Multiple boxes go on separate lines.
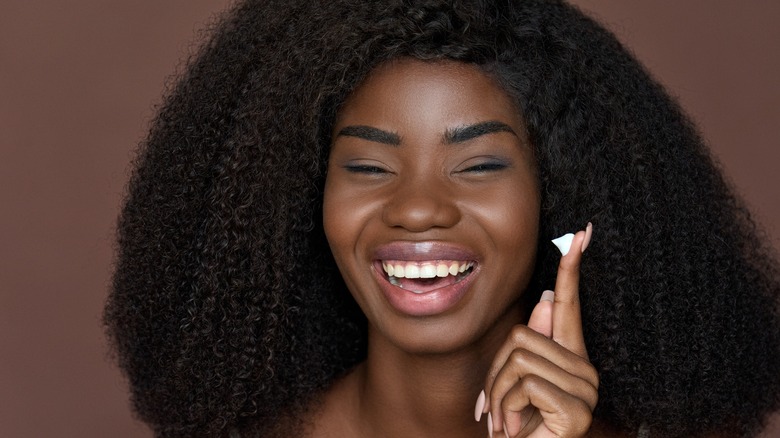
top-left (478, 225), bottom-right (598, 438)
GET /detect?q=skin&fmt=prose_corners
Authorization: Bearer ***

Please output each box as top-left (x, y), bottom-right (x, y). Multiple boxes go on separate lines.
top-left (316, 58), bottom-right (599, 438)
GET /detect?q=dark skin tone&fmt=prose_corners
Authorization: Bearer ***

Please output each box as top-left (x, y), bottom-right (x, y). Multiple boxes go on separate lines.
top-left (316, 59), bottom-right (600, 437)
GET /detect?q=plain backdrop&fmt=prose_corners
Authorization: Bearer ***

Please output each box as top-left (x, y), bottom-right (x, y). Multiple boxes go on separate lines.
top-left (1, 1), bottom-right (778, 437)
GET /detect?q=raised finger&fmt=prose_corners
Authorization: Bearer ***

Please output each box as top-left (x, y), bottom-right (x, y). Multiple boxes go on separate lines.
top-left (551, 224), bottom-right (591, 358)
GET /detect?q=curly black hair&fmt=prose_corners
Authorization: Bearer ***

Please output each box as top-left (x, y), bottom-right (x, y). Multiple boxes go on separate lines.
top-left (104, 0), bottom-right (780, 437)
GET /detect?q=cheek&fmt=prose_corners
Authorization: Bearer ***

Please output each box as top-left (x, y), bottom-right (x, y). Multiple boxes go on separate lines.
top-left (323, 177), bottom-right (384, 311)
top-left (471, 178), bottom-right (540, 244)
top-left (322, 176), bottom-right (377, 262)
top-left (467, 177), bottom-right (540, 296)
top-left (322, 178), bottom-right (349, 254)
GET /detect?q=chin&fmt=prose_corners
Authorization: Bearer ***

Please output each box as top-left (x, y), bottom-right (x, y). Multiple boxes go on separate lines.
top-left (370, 305), bottom-right (518, 357)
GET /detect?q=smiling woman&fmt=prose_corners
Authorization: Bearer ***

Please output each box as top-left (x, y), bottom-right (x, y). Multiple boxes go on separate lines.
top-left (104, 1), bottom-right (780, 437)
top-left (322, 58), bottom-right (594, 438)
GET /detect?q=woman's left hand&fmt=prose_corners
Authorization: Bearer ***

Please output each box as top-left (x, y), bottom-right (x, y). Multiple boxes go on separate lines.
top-left (478, 227), bottom-right (599, 438)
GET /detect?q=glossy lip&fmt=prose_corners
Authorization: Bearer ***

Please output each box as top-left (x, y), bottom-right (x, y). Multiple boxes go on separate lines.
top-left (372, 241), bottom-right (480, 316)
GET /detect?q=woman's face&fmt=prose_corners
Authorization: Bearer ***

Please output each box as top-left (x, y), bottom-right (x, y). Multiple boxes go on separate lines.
top-left (324, 58), bottom-right (540, 354)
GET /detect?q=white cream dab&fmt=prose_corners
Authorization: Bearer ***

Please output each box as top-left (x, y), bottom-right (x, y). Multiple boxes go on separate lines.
top-left (552, 233), bottom-right (575, 256)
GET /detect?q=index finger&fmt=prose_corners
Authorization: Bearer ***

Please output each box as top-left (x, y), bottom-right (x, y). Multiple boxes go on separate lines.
top-left (552, 223), bottom-right (591, 358)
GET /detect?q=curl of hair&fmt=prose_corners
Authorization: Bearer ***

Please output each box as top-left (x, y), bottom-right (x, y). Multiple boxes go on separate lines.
top-left (104, 0), bottom-right (780, 436)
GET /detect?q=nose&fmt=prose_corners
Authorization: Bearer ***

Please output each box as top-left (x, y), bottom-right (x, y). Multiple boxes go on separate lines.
top-left (381, 175), bottom-right (461, 232)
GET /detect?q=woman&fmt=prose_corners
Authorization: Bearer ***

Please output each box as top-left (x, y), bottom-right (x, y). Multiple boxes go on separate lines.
top-left (104, 0), bottom-right (780, 437)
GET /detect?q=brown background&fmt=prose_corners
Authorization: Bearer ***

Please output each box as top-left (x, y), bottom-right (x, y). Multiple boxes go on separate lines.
top-left (1, 1), bottom-right (778, 437)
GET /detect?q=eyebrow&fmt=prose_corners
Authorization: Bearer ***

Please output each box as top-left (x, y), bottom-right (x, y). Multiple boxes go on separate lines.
top-left (336, 125), bottom-right (401, 146)
top-left (444, 121), bottom-right (517, 144)
top-left (335, 120), bottom-right (517, 146)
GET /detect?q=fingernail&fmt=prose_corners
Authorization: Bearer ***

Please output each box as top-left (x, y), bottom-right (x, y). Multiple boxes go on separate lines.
top-left (474, 390), bottom-right (486, 422)
top-left (487, 412), bottom-right (494, 438)
top-left (540, 290), bottom-right (555, 302)
top-left (552, 233), bottom-right (575, 256)
top-left (503, 421), bottom-right (510, 438)
top-left (581, 222), bottom-right (593, 253)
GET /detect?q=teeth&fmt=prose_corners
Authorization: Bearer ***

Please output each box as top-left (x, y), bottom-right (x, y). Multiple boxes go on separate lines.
top-left (382, 261), bottom-right (474, 279)
top-left (419, 265), bottom-right (437, 278)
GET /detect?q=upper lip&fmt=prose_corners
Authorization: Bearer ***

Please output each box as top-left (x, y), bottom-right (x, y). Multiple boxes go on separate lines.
top-left (373, 241), bottom-right (478, 262)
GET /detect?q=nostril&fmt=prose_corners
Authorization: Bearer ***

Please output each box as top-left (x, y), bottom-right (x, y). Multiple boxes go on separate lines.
top-left (381, 191), bottom-right (460, 232)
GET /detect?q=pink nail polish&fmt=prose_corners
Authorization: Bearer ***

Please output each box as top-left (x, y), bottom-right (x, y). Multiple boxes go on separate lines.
top-left (503, 421), bottom-right (510, 438)
top-left (487, 412), bottom-right (494, 438)
top-left (581, 222), bottom-right (593, 253)
top-left (540, 290), bottom-right (555, 302)
top-left (474, 390), bottom-right (486, 422)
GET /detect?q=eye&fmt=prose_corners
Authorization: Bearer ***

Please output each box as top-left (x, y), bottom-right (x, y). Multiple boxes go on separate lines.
top-left (343, 164), bottom-right (389, 174)
top-left (456, 156), bottom-right (511, 175)
top-left (461, 162), bottom-right (508, 173)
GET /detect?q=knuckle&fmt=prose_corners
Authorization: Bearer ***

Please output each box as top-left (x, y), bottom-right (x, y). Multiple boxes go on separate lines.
top-left (571, 400), bottom-right (593, 436)
top-left (558, 399), bottom-right (593, 438)
top-left (508, 349), bottom-right (531, 369)
top-left (510, 324), bottom-right (531, 343)
top-left (583, 363), bottom-right (599, 389)
top-left (585, 386), bottom-right (599, 411)
top-left (518, 373), bottom-right (543, 392)
top-left (571, 356), bottom-right (599, 388)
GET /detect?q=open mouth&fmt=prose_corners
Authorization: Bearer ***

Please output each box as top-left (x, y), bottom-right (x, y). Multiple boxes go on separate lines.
top-left (380, 260), bottom-right (475, 294)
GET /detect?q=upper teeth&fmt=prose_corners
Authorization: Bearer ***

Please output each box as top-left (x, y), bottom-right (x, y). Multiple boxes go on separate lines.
top-left (381, 261), bottom-right (473, 279)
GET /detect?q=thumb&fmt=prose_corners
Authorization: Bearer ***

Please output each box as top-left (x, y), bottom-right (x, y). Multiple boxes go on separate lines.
top-left (526, 290), bottom-right (554, 338)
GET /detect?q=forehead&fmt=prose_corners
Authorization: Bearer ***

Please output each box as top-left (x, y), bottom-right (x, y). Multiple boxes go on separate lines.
top-left (335, 58), bottom-right (523, 131)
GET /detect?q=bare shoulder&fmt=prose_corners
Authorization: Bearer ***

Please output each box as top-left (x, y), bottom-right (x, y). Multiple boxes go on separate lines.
top-left (306, 370), bottom-right (361, 438)
top-left (759, 412), bottom-right (780, 438)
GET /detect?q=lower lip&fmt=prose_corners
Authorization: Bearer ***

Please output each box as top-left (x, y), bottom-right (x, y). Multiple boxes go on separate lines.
top-left (372, 262), bottom-right (476, 317)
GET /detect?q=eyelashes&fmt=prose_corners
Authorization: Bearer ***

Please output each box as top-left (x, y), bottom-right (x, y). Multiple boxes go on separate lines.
top-left (459, 161), bottom-right (509, 173)
top-left (343, 164), bottom-right (389, 174)
top-left (342, 159), bottom-right (510, 175)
